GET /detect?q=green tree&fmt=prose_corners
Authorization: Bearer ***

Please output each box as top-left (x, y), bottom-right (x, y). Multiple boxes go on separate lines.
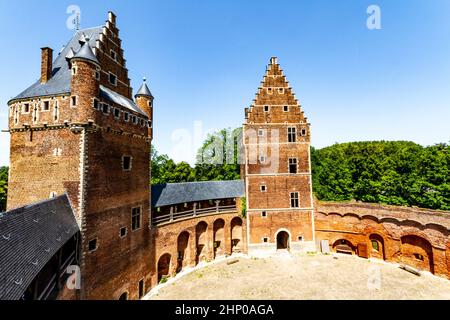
top-left (0, 166), bottom-right (8, 212)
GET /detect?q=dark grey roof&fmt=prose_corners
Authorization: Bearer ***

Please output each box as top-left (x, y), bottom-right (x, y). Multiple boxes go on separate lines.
top-left (9, 27), bottom-right (103, 103)
top-left (151, 180), bottom-right (245, 207)
top-left (100, 85), bottom-right (147, 116)
top-left (135, 81), bottom-right (153, 98)
top-left (72, 41), bottom-right (99, 65)
top-left (0, 195), bottom-right (79, 300)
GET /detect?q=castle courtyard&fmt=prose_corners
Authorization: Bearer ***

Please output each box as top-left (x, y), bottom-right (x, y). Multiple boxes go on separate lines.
top-left (146, 253), bottom-right (450, 300)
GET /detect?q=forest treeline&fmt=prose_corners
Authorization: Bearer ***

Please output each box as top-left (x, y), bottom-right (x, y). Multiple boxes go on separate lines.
top-left (1, 132), bottom-right (449, 212)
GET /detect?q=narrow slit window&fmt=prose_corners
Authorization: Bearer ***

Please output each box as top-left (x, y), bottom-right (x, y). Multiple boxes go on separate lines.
top-left (122, 156), bottom-right (132, 171)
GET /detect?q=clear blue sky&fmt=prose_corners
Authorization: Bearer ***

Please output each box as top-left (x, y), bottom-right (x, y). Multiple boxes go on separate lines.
top-left (1, 0), bottom-right (449, 166)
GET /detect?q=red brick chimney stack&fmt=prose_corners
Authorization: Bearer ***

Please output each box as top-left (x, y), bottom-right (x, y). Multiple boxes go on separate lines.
top-left (41, 47), bottom-right (53, 83)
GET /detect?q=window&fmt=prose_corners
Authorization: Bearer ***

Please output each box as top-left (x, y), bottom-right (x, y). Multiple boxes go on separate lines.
top-left (71, 96), bottom-right (77, 107)
top-left (289, 158), bottom-right (298, 174)
top-left (23, 103), bottom-right (30, 113)
top-left (49, 191), bottom-right (57, 198)
top-left (32, 106), bottom-right (38, 123)
top-left (261, 211), bottom-right (267, 218)
top-left (102, 103), bottom-right (110, 114)
top-left (131, 207), bottom-right (141, 231)
top-left (54, 103), bottom-right (59, 121)
top-left (110, 50), bottom-right (117, 61)
top-left (371, 240), bottom-right (379, 252)
top-left (148, 120), bottom-right (152, 128)
top-left (95, 71), bottom-right (100, 80)
top-left (132, 115), bottom-right (138, 124)
top-left (258, 129), bottom-right (264, 137)
top-left (283, 105), bottom-right (289, 112)
top-left (140, 118), bottom-right (145, 127)
top-left (267, 88), bottom-right (273, 94)
top-left (298, 236), bottom-right (303, 242)
top-left (138, 279), bottom-right (145, 299)
top-left (301, 129), bottom-right (307, 136)
top-left (414, 253), bottom-right (424, 261)
top-left (42, 101), bottom-right (50, 111)
top-left (290, 192), bottom-right (299, 208)
top-left (124, 112), bottom-right (129, 122)
top-left (119, 292), bottom-right (128, 300)
top-left (120, 227), bottom-right (127, 238)
top-left (264, 105), bottom-right (269, 112)
top-left (114, 108), bottom-right (120, 119)
top-left (93, 99), bottom-right (99, 110)
top-left (263, 237), bottom-right (269, 243)
top-left (259, 155), bottom-right (266, 164)
top-left (109, 73), bottom-right (117, 86)
top-left (88, 239), bottom-right (98, 252)
top-left (260, 185), bottom-right (267, 192)
top-left (279, 88), bottom-right (284, 94)
top-left (72, 67), bottom-right (77, 75)
top-left (288, 127), bottom-right (296, 143)
top-left (14, 108), bottom-right (19, 125)
top-left (122, 156), bottom-right (132, 171)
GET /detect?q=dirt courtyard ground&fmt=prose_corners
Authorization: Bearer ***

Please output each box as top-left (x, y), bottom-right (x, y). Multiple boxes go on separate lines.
top-left (146, 253), bottom-right (450, 300)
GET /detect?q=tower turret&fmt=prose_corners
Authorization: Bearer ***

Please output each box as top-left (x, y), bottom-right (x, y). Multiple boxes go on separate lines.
top-left (135, 78), bottom-right (154, 139)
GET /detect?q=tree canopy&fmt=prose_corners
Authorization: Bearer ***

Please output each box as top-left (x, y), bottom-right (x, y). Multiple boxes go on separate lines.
top-left (0, 166), bottom-right (8, 212)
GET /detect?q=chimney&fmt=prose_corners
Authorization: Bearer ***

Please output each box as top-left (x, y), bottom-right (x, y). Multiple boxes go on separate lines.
top-left (108, 11), bottom-right (116, 25)
top-left (41, 47), bottom-right (53, 83)
top-left (270, 57), bottom-right (278, 65)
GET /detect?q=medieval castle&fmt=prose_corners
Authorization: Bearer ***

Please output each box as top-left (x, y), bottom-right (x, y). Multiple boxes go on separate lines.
top-left (0, 12), bottom-right (449, 300)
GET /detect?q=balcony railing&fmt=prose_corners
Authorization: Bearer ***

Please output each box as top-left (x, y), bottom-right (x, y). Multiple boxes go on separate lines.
top-left (153, 204), bottom-right (238, 226)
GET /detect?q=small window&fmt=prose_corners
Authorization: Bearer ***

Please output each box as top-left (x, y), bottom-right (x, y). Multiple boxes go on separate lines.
top-left (132, 115), bottom-right (137, 124)
top-left (283, 105), bottom-right (289, 112)
top-left (109, 73), bottom-right (117, 86)
top-left (290, 192), bottom-right (300, 208)
top-left (122, 156), bottom-right (132, 171)
top-left (54, 103), bottom-right (59, 121)
top-left (258, 129), bottom-right (264, 137)
top-left (414, 253), bottom-right (424, 261)
top-left (93, 99), bottom-right (99, 110)
top-left (132, 207), bottom-right (141, 231)
top-left (298, 236), bottom-right (303, 242)
top-left (120, 227), bottom-right (127, 238)
top-left (263, 237), bottom-right (269, 243)
top-left (23, 103), bottom-right (30, 113)
top-left (260, 185), bottom-right (267, 192)
top-left (264, 105), bottom-right (269, 112)
top-left (42, 101), bottom-right (50, 111)
top-left (289, 158), bottom-right (298, 174)
top-left (72, 67), bottom-right (77, 75)
top-left (140, 118), bottom-right (145, 127)
top-left (49, 191), bottom-right (57, 199)
top-left (102, 103), bottom-right (110, 114)
top-left (288, 127), bottom-right (296, 143)
top-left (301, 129), bottom-right (307, 136)
top-left (371, 240), bottom-right (379, 252)
top-left (71, 96), bottom-right (77, 107)
top-left (88, 239), bottom-right (98, 252)
top-left (267, 88), bottom-right (273, 94)
top-left (95, 71), bottom-right (100, 80)
top-left (261, 211), bottom-right (267, 218)
top-left (114, 108), bottom-right (120, 119)
top-left (259, 155), bottom-right (266, 164)
top-left (124, 112), bottom-right (130, 122)
top-left (110, 50), bottom-right (117, 61)
top-left (279, 88), bottom-right (284, 94)
top-left (138, 279), bottom-right (145, 299)
top-left (148, 120), bottom-right (152, 128)
top-left (119, 292), bottom-right (128, 300)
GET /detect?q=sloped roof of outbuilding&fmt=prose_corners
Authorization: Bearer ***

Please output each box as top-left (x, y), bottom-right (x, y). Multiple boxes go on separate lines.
top-left (0, 195), bottom-right (79, 300)
top-left (151, 180), bottom-right (245, 208)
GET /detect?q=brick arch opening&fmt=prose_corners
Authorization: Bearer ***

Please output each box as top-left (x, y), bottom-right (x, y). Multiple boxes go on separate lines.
top-left (118, 291), bottom-right (128, 300)
top-left (231, 217), bottom-right (243, 253)
top-left (157, 253), bottom-right (171, 283)
top-left (177, 231), bottom-right (190, 273)
top-left (276, 230), bottom-right (290, 250)
top-left (401, 235), bottom-right (434, 274)
top-left (213, 219), bottom-right (225, 258)
top-left (332, 239), bottom-right (356, 255)
top-left (369, 234), bottom-right (386, 260)
top-left (196, 221), bottom-right (208, 264)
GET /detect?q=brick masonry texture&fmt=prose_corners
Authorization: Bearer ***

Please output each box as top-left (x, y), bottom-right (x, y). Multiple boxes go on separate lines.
top-left (4, 13), bottom-right (450, 301)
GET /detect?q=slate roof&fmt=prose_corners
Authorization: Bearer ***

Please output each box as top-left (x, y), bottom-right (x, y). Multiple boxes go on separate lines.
top-left (9, 26), bottom-right (145, 117)
top-left (151, 180), bottom-right (245, 208)
top-left (0, 195), bottom-right (79, 300)
top-left (135, 81), bottom-right (153, 98)
top-left (10, 27), bottom-right (103, 102)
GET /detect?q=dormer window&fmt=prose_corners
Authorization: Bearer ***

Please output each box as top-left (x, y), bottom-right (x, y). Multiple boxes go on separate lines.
top-left (109, 73), bottom-right (117, 86)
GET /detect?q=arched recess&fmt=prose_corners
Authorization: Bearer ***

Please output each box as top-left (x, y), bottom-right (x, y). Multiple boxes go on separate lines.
top-left (157, 253), bottom-right (171, 283)
top-left (118, 291), bottom-right (128, 300)
top-left (195, 221), bottom-right (208, 264)
top-left (276, 229), bottom-right (291, 250)
top-left (401, 235), bottom-right (434, 274)
top-left (369, 234), bottom-right (386, 260)
top-left (213, 219), bottom-right (225, 258)
top-left (332, 239), bottom-right (356, 255)
top-left (176, 231), bottom-right (190, 273)
top-left (231, 217), bottom-right (243, 253)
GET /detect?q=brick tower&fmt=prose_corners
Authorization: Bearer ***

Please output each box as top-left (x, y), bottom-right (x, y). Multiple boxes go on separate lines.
top-left (243, 57), bottom-right (315, 255)
top-left (6, 12), bottom-right (154, 299)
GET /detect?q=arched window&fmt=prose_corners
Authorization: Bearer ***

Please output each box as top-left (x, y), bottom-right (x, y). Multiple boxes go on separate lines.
top-left (118, 292), bottom-right (128, 300)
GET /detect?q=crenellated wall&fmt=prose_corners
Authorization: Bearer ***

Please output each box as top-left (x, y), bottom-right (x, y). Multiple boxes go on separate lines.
top-left (315, 201), bottom-right (450, 279)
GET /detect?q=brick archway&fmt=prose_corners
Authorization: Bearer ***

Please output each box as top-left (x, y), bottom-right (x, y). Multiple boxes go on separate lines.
top-left (332, 239), bottom-right (356, 255)
top-left (195, 222), bottom-right (208, 264)
top-left (157, 253), bottom-right (171, 283)
top-left (276, 230), bottom-right (290, 250)
top-left (369, 234), bottom-right (386, 260)
top-left (401, 235), bottom-right (434, 274)
top-left (231, 217), bottom-right (243, 253)
top-left (177, 231), bottom-right (190, 273)
top-left (213, 219), bottom-right (225, 258)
